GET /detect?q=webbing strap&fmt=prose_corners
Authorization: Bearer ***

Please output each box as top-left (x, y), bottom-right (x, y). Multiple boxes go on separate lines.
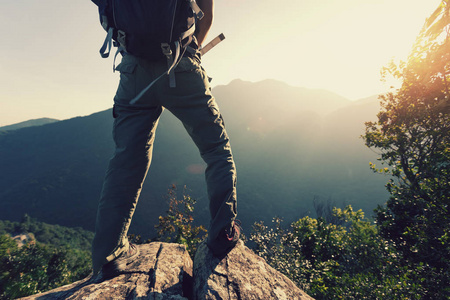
top-left (186, 46), bottom-right (198, 56)
top-left (113, 46), bottom-right (125, 72)
top-left (100, 27), bottom-right (114, 58)
top-left (129, 72), bottom-right (166, 105)
top-left (169, 41), bottom-right (181, 87)
top-left (161, 43), bottom-right (176, 88)
top-left (128, 59), bottom-right (170, 105)
top-left (189, 0), bottom-right (204, 20)
top-left (129, 41), bottom-right (182, 105)
top-left (180, 25), bottom-right (196, 42)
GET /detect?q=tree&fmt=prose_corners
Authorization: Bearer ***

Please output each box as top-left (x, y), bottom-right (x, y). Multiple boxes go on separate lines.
top-left (363, 1), bottom-right (450, 298)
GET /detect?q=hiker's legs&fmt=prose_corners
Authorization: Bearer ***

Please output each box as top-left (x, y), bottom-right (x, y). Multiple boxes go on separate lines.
top-left (162, 57), bottom-right (238, 245)
top-left (92, 55), bottom-right (163, 274)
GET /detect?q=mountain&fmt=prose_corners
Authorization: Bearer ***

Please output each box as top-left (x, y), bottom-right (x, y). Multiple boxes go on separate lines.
top-left (0, 80), bottom-right (388, 238)
top-left (0, 118), bottom-right (59, 132)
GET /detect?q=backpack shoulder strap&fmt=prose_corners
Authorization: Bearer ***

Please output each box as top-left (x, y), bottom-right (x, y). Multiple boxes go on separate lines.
top-left (189, 0), bottom-right (204, 19)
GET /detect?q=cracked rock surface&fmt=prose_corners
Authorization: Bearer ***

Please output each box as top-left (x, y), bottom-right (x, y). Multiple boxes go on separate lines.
top-left (20, 242), bottom-right (193, 300)
top-left (20, 241), bottom-right (314, 300)
top-left (193, 240), bottom-right (314, 300)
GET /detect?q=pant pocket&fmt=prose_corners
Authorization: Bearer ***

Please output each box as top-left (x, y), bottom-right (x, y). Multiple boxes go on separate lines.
top-left (114, 61), bottom-right (138, 104)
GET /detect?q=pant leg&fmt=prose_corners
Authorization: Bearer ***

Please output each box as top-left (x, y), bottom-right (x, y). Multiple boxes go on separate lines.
top-left (92, 55), bottom-right (163, 274)
top-left (159, 57), bottom-right (238, 245)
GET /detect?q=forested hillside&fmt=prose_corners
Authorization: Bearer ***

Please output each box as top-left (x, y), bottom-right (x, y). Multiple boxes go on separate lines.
top-left (0, 80), bottom-right (387, 238)
top-left (0, 217), bottom-right (92, 298)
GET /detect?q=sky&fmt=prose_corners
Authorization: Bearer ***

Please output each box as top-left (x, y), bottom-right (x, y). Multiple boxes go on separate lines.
top-left (0, 0), bottom-right (442, 126)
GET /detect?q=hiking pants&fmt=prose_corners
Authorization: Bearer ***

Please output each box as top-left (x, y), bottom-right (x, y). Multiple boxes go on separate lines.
top-left (92, 54), bottom-right (237, 274)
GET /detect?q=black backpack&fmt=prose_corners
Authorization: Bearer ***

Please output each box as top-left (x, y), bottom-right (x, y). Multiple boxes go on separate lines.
top-left (91, 0), bottom-right (204, 103)
top-left (92, 0), bottom-right (203, 61)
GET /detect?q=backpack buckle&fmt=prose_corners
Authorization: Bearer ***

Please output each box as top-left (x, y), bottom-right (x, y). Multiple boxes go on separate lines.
top-left (189, 0), bottom-right (204, 20)
top-left (161, 43), bottom-right (176, 88)
top-left (161, 43), bottom-right (173, 57)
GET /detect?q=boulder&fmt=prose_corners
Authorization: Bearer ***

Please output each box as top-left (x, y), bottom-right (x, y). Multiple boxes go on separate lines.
top-left (193, 240), bottom-right (314, 300)
top-left (20, 242), bottom-right (193, 300)
top-left (21, 241), bottom-right (314, 300)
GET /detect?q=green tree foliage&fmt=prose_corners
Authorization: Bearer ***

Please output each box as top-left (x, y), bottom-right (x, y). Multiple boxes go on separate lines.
top-left (251, 206), bottom-right (424, 299)
top-left (363, 1), bottom-right (450, 297)
top-left (0, 235), bottom-right (17, 262)
top-left (155, 185), bottom-right (207, 258)
top-left (0, 218), bottom-right (93, 299)
top-left (0, 235), bottom-right (91, 299)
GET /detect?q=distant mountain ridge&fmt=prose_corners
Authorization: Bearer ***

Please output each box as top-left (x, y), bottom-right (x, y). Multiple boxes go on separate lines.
top-left (0, 118), bottom-right (59, 132)
top-left (0, 79), bottom-right (386, 238)
top-left (215, 79), bottom-right (352, 121)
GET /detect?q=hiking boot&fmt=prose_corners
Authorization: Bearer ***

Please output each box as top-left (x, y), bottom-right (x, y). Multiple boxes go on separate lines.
top-left (208, 220), bottom-right (242, 258)
top-left (100, 243), bottom-right (139, 280)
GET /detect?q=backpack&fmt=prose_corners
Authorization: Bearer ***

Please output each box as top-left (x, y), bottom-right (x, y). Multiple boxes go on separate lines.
top-left (92, 0), bottom-right (203, 61)
top-left (91, 0), bottom-right (204, 103)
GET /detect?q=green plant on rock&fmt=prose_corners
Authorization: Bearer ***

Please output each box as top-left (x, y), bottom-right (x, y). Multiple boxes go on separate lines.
top-left (155, 185), bottom-right (207, 258)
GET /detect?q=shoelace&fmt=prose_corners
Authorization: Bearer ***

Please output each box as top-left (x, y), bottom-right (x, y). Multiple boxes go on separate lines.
top-left (126, 243), bottom-right (137, 256)
top-left (226, 220), bottom-right (242, 241)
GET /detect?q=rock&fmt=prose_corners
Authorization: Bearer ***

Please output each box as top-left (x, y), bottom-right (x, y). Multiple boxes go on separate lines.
top-left (193, 240), bottom-right (314, 300)
top-left (11, 233), bottom-right (35, 247)
top-left (20, 241), bottom-right (314, 300)
top-left (20, 242), bottom-right (193, 300)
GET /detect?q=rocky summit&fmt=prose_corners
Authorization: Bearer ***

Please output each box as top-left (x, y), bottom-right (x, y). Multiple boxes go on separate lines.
top-left (20, 241), bottom-right (313, 300)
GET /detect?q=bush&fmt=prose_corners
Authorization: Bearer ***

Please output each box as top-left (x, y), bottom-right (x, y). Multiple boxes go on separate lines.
top-left (250, 206), bottom-right (426, 299)
top-left (155, 185), bottom-right (207, 258)
top-left (0, 231), bottom-right (91, 299)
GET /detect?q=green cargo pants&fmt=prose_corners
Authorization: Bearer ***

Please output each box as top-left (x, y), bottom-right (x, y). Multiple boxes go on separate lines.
top-left (92, 53), bottom-right (237, 274)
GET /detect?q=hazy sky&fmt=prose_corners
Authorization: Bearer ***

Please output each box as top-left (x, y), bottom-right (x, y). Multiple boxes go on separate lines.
top-left (0, 0), bottom-right (441, 126)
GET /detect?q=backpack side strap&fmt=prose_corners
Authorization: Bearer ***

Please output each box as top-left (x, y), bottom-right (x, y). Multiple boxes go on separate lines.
top-left (100, 27), bottom-right (114, 58)
top-left (129, 41), bottom-right (183, 105)
top-left (161, 42), bottom-right (180, 88)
